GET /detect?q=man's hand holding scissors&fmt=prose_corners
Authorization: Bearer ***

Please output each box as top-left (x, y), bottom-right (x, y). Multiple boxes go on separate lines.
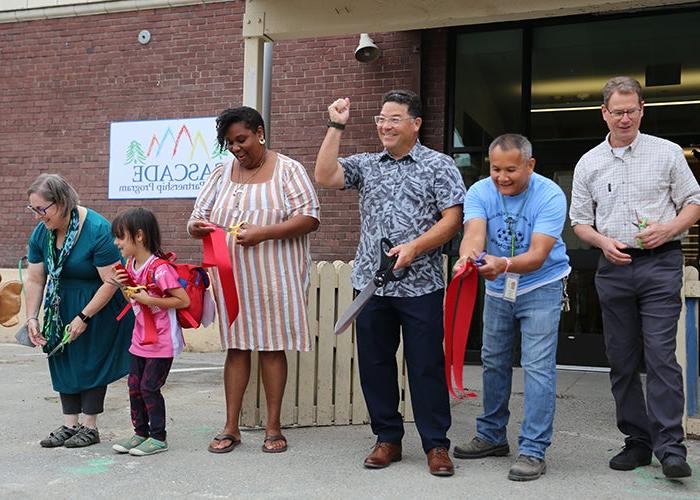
top-left (386, 241), bottom-right (420, 270)
top-left (477, 254), bottom-right (511, 281)
top-left (634, 220), bottom-right (673, 249)
top-left (453, 250), bottom-right (487, 275)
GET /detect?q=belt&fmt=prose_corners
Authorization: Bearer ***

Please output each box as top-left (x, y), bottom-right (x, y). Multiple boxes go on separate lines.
top-left (620, 240), bottom-right (681, 258)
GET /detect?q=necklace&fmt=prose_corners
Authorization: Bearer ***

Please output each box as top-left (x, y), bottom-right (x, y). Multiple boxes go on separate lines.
top-left (231, 152), bottom-right (266, 199)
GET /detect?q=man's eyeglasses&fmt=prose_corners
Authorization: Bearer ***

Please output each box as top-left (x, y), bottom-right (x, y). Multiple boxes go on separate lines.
top-left (605, 107), bottom-right (641, 120)
top-left (27, 201), bottom-right (55, 216)
top-left (374, 115), bottom-right (415, 126)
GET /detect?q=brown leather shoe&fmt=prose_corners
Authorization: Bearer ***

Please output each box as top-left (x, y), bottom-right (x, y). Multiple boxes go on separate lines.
top-left (427, 447), bottom-right (455, 476)
top-left (363, 442), bottom-right (402, 469)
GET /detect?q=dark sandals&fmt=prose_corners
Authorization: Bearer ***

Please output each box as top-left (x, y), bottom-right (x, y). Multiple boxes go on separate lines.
top-left (64, 426), bottom-right (100, 448)
top-left (262, 434), bottom-right (288, 453)
top-left (40, 425), bottom-right (78, 448)
top-left (207, 433), bottom-right (241, 454)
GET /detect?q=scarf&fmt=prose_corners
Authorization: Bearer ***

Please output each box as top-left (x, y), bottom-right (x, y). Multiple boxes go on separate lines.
top-left (42, 208), bottom-right (80, 353)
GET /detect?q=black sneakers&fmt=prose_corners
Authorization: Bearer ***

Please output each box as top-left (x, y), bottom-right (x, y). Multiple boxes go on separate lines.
top-left (609, 443), bottom-right (652, 471)
top-left (610, 444), bottom-right (692, 479)
top-left (661, 455), bottom-right (692, 478)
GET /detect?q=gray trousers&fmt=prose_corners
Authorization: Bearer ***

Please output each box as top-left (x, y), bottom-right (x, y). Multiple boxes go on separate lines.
top-left (595, 248), bottom-right (686, 460)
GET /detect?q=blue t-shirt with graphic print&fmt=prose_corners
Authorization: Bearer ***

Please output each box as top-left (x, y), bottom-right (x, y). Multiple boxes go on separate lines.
top-left (463, 172), bottom-right (570, 297)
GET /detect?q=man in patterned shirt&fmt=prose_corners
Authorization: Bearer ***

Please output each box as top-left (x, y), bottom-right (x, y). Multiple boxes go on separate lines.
top-left (315, 90), bottom-right (465, 477)
top-left (570, 76), bottom-right (700, 479)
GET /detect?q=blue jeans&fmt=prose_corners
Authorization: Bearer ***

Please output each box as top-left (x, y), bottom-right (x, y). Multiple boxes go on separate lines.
top-left (476, 280), bottom-right (563, 459)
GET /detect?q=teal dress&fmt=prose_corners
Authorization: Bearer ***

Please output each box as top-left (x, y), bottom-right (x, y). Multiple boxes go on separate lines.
top-left (27, 209), bottom-right (132, 394)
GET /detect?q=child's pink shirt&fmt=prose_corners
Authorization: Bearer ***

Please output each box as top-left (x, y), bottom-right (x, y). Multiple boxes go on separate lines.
top-left (127, 255), bottom-right (185, 358)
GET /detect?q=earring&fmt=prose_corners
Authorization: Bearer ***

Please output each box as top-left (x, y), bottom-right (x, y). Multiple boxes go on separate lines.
top-left (259, 137), bottom-right (266, 145)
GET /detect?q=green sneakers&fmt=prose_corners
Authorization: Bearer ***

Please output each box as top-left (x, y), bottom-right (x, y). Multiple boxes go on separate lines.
top-left (128, 437), bottom-right (168, 456)
top-left (112, 435), bottom-right (147, 454)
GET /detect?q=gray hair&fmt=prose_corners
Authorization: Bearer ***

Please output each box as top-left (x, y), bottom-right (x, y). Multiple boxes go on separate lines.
top-left (27, 174), bottom-right (79, 217)
top-left (488, 134), bottom-right (532, 161)
top-left (602, 76), bottom-right (643, 106)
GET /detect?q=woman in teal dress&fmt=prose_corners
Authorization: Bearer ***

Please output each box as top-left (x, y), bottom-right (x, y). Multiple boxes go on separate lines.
top-left (25, 174), bottom-right (132, 448)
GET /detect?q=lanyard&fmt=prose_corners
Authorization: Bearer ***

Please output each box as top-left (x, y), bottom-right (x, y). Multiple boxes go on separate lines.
top-left (499, 188), bottom-right (530, 257)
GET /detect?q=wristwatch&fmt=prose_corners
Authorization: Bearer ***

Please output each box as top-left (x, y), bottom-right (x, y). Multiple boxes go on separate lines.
top-left (78, 312), bottom-right (91, 324)
top-left (327, 120), bottom-right (346, 130)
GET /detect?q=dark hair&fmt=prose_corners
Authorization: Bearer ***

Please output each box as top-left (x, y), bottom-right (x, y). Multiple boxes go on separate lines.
top-left (27, 173), bottom-right (79, 218)
top-left (215, 106), bottom-right (266, 151)
top-left (381, 89), bottom-right (422, 118)
top-left (111, 208), bottom-right (164, 257)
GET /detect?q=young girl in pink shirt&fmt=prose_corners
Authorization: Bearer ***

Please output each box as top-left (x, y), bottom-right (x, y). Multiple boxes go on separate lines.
top-left (110, 208), bottom-right (189, 456)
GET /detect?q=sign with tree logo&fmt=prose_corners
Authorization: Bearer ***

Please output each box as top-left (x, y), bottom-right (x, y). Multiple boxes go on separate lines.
top-left (109, 116), bottom-right (229, 199)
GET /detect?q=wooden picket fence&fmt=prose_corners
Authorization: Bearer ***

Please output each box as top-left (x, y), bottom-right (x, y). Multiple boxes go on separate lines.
top-left (239, 260), bottom-right (414, 428)
top-left (680, 266), bottom-right (700, 436)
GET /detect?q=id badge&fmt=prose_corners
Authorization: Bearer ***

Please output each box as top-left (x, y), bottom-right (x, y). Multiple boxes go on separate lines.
top-left (503, 273), bottom-right (520, 302)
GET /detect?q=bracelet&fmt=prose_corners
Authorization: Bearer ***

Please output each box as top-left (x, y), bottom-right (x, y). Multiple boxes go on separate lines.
top-left (327, 120), bottom-right (346, 130)
top-left (27, 317), bottom-right (38, 323)
top-left (502, 257), bottom-right (512, 274)
top-left (78, 312), bottom-right (91, 324)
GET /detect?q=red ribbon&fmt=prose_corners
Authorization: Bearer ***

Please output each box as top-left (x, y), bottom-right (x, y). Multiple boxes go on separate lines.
top-left (201, 228), bottom-right (238, 326)
top-left (444, 262), bottom-right (479, 399)
top-left (115, 258), bottom-right (158, 345)
top-left (116, 299), bottom-right (158, 346)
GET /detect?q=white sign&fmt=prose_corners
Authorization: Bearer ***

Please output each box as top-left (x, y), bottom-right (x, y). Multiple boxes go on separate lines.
top-left (108, 117), bottom-right (230, 199)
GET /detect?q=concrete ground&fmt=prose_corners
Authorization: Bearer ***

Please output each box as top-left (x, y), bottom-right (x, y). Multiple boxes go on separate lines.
top-left (1, 343), bottom-right (699, 500)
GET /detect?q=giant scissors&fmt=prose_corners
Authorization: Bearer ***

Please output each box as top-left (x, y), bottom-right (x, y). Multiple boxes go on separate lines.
top-left (334, 238), bottom-right (409, 335)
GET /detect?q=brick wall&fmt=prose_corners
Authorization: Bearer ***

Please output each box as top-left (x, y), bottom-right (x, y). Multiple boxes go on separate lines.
top-left (420, 29), bottom-right (449, 152)
top-left (0, 4), bottom-right (447, 267)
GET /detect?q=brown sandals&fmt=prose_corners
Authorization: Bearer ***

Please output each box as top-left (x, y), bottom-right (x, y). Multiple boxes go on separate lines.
top-left (262, 434), bottom-right (288, 453)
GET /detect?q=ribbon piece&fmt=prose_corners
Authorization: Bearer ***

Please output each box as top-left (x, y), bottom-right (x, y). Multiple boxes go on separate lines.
top-left (114, 262), bottom-right (159, 346)
top-left (201, 228), bottom-right (239, 326)
top-left (444, 262), bottom-right (479, 400)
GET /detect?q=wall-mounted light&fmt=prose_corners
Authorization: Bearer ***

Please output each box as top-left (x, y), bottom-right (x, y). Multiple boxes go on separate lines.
top-left (355, 33), bottom-right (380, 63)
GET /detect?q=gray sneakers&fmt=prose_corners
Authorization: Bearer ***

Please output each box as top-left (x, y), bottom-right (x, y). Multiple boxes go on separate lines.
top-left (453, 436), bottom-right (510, 459)
top-left (508, 454), bottom-right (546, 481)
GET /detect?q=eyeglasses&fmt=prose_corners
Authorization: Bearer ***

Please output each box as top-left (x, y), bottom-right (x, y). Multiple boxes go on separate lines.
top-left (27, 201), bottom-right (55, 216)
top-left (605, 107), bottom-right (641, 120)
top-left (374, 115), bottom-right (415, 126)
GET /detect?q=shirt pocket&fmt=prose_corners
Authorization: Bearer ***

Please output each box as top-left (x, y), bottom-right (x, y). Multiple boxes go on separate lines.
top-left (634, 173), bottom-right (671, 208)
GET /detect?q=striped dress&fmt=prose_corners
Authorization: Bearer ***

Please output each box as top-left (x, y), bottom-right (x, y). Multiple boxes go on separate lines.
top-left (190, 153), bottom-right (320, 351)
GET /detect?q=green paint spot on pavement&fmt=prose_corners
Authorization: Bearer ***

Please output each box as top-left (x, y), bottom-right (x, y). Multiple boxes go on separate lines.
top-left (627, 459), bottom-right (700, 498)
top-left (192, 424), bottom-right (216, 435)
top-left (66, 457), bottom-right (115, 476)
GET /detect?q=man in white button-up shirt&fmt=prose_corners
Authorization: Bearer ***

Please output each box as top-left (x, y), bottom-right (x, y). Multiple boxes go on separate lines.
top-left (570, 76), bottom-right (700, 479)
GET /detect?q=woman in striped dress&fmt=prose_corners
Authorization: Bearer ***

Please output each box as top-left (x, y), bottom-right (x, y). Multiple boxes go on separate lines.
top-left (188, 107), bottom-right (320, 454)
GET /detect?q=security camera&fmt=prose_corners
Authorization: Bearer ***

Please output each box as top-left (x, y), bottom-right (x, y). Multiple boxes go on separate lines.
top-left (355, 33), bottom-right (380, 63)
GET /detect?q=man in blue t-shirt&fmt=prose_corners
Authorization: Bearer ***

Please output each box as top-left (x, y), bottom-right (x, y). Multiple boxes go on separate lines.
top-left (452, 133), bottom-right (570, 482)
